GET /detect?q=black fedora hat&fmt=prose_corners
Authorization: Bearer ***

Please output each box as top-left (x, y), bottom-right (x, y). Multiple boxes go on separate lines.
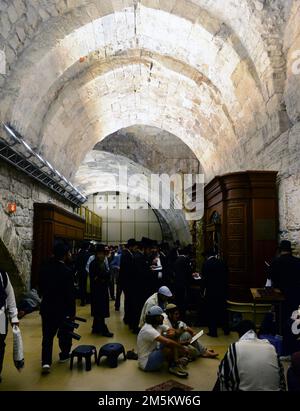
top-left (127, 238), bottom-right (137, 247)
top-left (95, 244), bottom-right (106, 253)
top-left (279, 240), bottom-right (292, 252)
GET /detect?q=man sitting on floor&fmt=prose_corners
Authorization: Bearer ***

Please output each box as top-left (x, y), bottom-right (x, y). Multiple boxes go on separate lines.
top-left (163, 303), bottom-right (218, 360)
top-left (139, 286), bottom-right (172, 328)
top-left (214, 320), bottom-right (286, 391)
top-left (137, 305), bottom-right (190, 378)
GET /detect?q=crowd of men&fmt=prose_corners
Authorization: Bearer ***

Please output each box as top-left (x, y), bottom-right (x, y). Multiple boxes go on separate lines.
top-left (0, 238), bottom-right (300, 390)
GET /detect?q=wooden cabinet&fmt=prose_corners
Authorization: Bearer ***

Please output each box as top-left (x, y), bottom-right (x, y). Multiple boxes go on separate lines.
top-left (204, 171), bottom-right (278, 301)
top-left (31, 203), bottom-right (85, 288)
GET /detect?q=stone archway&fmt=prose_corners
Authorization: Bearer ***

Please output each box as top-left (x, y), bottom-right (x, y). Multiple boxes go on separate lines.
top-left (0, 237), bottom-right (24, 298)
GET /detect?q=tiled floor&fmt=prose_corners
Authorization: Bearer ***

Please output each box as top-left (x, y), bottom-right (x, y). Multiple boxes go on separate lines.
top-left (0, 300), bottom-right (237, 391)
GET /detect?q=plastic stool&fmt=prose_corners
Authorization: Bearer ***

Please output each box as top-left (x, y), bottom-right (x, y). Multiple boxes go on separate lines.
top-left (70, 345), bottom-right (97, 371)
top-left (97, 343), bottom-right (126, 368)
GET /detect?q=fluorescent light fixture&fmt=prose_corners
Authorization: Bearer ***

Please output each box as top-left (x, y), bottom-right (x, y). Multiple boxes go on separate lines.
top-left (21, 139), bottom-right (35, 154)
top-left (45, 160), bottom-right (54, 171)
top-left (55, 169), bottom-right (62, 178)
top-left (2, 123), bottom-right (86, 205)
top-left (3, 123), bottom-right (21, 142)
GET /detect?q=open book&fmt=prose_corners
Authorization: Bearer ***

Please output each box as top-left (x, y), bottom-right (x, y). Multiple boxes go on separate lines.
top-left (190, 330), bottom-right (204, 344)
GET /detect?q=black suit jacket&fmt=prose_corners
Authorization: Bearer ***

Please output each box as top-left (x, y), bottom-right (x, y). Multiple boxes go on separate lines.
top-left (39, 257), bottom-right (76, 319)
top-left (202, 257), bottom-right (228, 299)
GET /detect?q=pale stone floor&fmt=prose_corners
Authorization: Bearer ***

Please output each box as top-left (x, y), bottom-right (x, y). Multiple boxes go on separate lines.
top-left (0, 300), bottom-right (240, 391)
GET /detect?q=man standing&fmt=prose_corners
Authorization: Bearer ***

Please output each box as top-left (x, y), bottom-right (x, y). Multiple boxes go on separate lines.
top-left (118, 239), bottom-right (137, 325)
top-left (0, 269), bottom-right (19, 383)
top-left (201, 250), bottom-right (229, 337)
top-left (173, 247), bottom-right (193, 319)
top-left (89, 244), bottom-right (113, 337)
top-left (74, 242), bottom-right (90, 306)
top-left (39, 242), bottom-right (76, 374)
top-left (269, 240), bottom-right (300, 356)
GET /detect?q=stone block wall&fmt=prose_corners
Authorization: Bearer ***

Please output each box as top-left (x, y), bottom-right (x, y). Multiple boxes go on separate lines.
top-left (0, 162), bottom-right (72, 294)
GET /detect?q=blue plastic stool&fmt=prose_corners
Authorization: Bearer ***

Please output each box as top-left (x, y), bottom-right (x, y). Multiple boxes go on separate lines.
top-left (70, 345), bottom-right (97, 371)
top-left (97, 343), bottom-right (126, 368)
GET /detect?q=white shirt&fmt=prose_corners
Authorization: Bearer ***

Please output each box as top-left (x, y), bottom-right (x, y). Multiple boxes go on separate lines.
top-left (236, 331), bottom-right (281, 391)
top-left (152, 256), bottom-right (163, 279)
top-left (139, 293), bottom-right (159, 328)
top-left (0, 272), bottom-right (18, 334)
top-left (162, 313), bottom-right (187, 331)
top-left (85, 255), bottom-right (95, 273)
top-left (137, 323), bottom-right (167, 370)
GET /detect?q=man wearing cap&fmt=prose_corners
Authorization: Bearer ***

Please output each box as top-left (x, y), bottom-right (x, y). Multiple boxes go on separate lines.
top-left (163, 304), bottom-right (218, 360)
top-left (137, 305), bottom-right (190, 377)
top-left (269, 240), bottom-right (300, 356)
top-left (139, 286), bottom-right (173, 329)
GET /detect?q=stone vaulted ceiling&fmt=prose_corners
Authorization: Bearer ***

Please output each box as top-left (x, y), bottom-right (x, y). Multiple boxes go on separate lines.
top-left (1, 0), bottom-right (300, 244)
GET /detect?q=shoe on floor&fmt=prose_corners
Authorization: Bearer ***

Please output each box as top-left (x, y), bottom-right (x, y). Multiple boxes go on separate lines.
top-left (41, 364), bottom-right (51, 374)
top-left (126, 350), bottom-right (138, 360)
top-left (59, 353), bottom-right (70, 363)
top-left (206, 333), bottom-right (218, 338)
top-left (102, 331), bottom-right (114, 337)
top-left (168, 366), bottom-right (188, 378)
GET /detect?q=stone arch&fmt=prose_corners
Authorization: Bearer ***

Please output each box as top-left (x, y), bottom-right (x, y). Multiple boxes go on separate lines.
top-left (37, 58), bottom-right (240, 181)
top-left (0, 1), bottom-right (286, 179)
top-left (75, 150), bottom-right (193, 244)
top-left (0, 0), bottom-right (283, 102)
top-left (0, 211), bottom-right (27, 296)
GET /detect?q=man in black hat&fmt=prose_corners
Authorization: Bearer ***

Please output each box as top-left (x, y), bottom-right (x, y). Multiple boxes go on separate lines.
top-left (118, 239), bottom-right (138, 325)
top-left (39, 241), bottom-right (76, 374)
top-left (269, 240), bottom-right (300, 356)
top-left (269, 240), bottom-right (300, 292)
top-left (201, 249), bottom-right (229, 337)
top-left (89, 244), bottom-right (113, 337)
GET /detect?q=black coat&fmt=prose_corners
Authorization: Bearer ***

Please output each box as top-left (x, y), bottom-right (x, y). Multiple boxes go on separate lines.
top-left (89, 258), bottom-right (110, 318)
top-left (269, 254), bottom-right (300, 310)
top-left (134, 250), bottom-right (152, 301)
top-left (119, 249), bottom-right (135, 291)
top-left (201, 257), bottom-right (228, 300)
top-left (39, 258), bottom-right (76, 319)
top-left (173, 255), bottom-right (192, 288)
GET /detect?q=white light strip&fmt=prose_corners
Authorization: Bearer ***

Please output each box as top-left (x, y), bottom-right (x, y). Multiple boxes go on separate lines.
top-left (3, 123), bottom-right (20, 142)
top-left (2, 123), bottom-right (87, 201)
